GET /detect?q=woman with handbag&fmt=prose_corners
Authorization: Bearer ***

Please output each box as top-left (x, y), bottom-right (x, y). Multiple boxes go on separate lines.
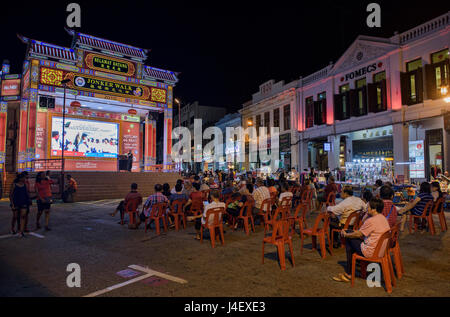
top-left (10, 173), bottom-right (31, 237)
top-left (35, 172), bottom-right (54, 231)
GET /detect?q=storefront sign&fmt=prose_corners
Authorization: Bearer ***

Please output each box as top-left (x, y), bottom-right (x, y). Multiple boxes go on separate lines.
top-left (409, 140), bottom-right (425, 179)
top-left (341, 62), bottom-right (382, 82)
top-left (85, 53), bottom-right (136, 77)
top-left (1, 79), bottom-right (21, 96)
top-left (352, 136), bottom-right (393, 159)
top-left (280, 133), bottom-right (291, 152)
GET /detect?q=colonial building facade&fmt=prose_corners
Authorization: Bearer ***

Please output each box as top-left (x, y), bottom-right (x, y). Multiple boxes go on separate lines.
top-left (240, 79), bottom-right (299, 173)
top-left (296, 11), bottom-right (449, 182)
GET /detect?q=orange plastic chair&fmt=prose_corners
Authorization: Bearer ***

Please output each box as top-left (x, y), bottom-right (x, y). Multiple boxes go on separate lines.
top-left (262, 220), bottom-right (295, 271)
top-left (145, 202), bottom-right (168, 235)
top-left (330, 211), bottom-right (360, 249)
top-left (236, 201), bottom-right (255, 235)
top-left (264, 205), bottom-right (284, 234)
top-left (408, 201), bottom-right (435, 235)
top-left (124, 198), bottom-right (141, 226)
top-left (200, 207), bottom-right (225, 248)
top-left (256, 198), bottom-right (272, 227)
top-left (301, 189), bottom-right (313, 212)
top-left (279, 195), bottom-right (293, 213)
top-left (389, 223), bottom-right (404, 279)
top-left (300, 212), bottom-right (333, 258)
top-left (170, 199), bottom-right (187, 231)
top-left (326, 191), bottom-right (336, 207)
top-left (190, 199), bottom-right (204, 216)
top-left (431, 197), bottom-right (447, 232)
top-left (351, 230), bottom-right (395, 293)
top-left (288, 203), bottom-right (308, 233)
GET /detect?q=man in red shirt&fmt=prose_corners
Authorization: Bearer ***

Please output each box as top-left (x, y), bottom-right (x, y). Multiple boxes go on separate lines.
top-left (111, 183), bottom-right (143, 224)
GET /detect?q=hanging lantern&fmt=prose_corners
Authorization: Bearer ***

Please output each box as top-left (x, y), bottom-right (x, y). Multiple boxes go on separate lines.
top-left (128, 108), bottom-right (137, 115)
top-left (70, 101), bottom-right (81, 108)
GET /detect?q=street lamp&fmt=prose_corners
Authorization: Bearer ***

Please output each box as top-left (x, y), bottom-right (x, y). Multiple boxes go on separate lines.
top-left (60, 78), bottom-right (70, 199)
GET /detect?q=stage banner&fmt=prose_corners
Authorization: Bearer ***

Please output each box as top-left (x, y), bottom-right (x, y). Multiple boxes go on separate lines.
top-left (122, 121), bottom-right (140, 172)
top-left (64, 160), bottom-right (117, 171)
top-left (35, 111), bottom-right (47, 161)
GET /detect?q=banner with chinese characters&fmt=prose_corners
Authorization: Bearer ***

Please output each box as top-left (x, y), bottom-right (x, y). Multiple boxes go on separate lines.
top-left (122, 121), bottom-right (140, 172)
top-left (0, 102), bottom-right (7, 172)
top-left (84, 53), bottom-right (136, 77)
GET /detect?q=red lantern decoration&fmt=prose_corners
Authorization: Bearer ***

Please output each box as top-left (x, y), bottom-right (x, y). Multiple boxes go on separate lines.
top-left (70, 101), bottom-right (81, 108)
top-left (128, 108), bottom-right (137, 115)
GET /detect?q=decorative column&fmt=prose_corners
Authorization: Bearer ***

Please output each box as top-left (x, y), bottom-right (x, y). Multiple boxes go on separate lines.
top-left (327, 135), bottom-right (340, 171)
top-left (144, 116), bottom-right (156, 171)
top-left (0, 102), bottom-right (7, 173)
top-left (163, 108), bottom-right (173, 170)
top-left (17, 98), bottom-right (28, 172)
top-left (393, 123), bottom-right (409, 182)
top-left (26, 88), bottom-right (38, 171)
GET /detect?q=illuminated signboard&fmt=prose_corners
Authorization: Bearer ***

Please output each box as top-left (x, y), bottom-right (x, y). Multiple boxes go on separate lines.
top-left (1, 79), bottom-right (21, 96)
top-left (409, 140), bottom-right (425, 179)
top-left (40, 67), bottom-right (167, 104)
top-left (85, 53), bottom-right (136, 76)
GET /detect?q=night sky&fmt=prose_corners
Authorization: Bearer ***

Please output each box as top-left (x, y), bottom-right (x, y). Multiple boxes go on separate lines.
top-left (1, 1), bottom-right (447, 112)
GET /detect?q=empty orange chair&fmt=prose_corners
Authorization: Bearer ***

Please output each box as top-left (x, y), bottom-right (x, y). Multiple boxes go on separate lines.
top-left (300, 212), bottom-right (333, 258)
top-left (262, 220), bottom-right (295, 270)
top-left (431, 197), bottom-right (447, 232)
top-left (124, 198), bottom-right (141, 226)
top-left (351, 230), bottom-right (395, 293)
top-left (330, 211), bottom-right (360, 249)
top-left (288, 203), bottom-right (308, 233)
top-left (408, 201), bottom-right (435, 235)
top-left (170, 199), bottom-right (186, 231)
top-left (236, 201), bottom-right (255, 235)
top-left (145, 202), bottom-right (168, 235)
top-left (264, 205), bottom-right (285, 234)
top-left (389, 223), bottom-right (404, 279)
top-left (200, 207), bottom-right (225, 248)
top-left (256, 198), bottom-right (272, 227)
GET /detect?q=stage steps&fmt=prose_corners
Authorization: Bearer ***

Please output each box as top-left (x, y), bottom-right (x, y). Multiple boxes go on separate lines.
top-left (2, 172), bottom-right (180, 202)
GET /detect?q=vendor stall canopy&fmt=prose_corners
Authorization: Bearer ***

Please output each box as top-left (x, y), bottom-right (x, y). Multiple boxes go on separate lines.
top-left (17, 29), bottom-right (179, 85)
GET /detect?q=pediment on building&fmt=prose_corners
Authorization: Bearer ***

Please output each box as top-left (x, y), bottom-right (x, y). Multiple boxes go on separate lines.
top-left (330, 36), bottom-right (397, 75)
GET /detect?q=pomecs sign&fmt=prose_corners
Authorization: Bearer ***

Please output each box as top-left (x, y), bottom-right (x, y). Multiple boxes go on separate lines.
top-left (341, 62), bottom-right (383, 82)
top-left (85, 53), bottom-right (136, 77)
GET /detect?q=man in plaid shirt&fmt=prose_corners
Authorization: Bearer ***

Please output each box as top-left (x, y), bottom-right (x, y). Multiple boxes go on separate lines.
top-left (141, 184), bottom-right (168, 219)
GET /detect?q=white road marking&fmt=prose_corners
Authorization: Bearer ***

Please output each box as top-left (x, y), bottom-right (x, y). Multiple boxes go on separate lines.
top-left (0, 232), bottom-right (45, 239)
top-left (28, 232), bottom-right (45, 238)
top-left (83, 273), bottom-right (153, 297)
top-left (83, 264), bottom-right (188, 297)
top-left (0, 234), bottom-right (15, 239)
top-left (128, 264), bottom-right (188, 284)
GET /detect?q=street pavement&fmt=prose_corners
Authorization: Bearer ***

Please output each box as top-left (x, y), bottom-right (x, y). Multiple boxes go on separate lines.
top-left (0, 198), bottom-right (449, 297)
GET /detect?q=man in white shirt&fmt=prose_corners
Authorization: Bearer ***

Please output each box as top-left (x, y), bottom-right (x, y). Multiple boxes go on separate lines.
top-left (327, 186), bottom-right (366, 248)
top-left (287, 167), bottom-right (299, 182)
top-left (252, 179), bottom-right (270, 215)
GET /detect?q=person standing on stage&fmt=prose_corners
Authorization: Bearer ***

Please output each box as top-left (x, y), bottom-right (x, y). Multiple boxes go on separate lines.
top-left (127, 150), bottom-right (133, 172)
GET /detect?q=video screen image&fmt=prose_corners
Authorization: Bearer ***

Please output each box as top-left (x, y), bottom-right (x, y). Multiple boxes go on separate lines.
top-left (51, 117), bottom-right (119, 158)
